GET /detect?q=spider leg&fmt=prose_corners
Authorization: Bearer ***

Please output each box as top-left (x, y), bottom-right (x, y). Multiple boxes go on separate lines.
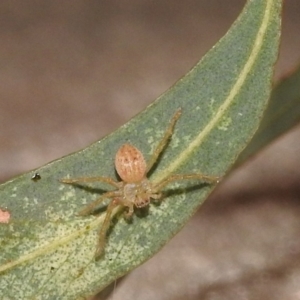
top-left (95, 198), bottom-right (134, 258)
top-left (78, 191), bottom-right (121, 216)
top-left (95, 198), bottom-right (120, 259)
top-left (153, 173), bottom-right (220, 192)
top-left (60, 176), bottom-right (121, 189)
top-left (95, 197), bottom-right (135, 259)
top-left (146, 108), bottom-right (182, 173)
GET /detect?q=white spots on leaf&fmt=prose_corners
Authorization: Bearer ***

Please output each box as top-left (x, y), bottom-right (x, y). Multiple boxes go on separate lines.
top-left (171, 135), bottom-right (180, 149)
top-left (208, 97), bottom-right (216, 115)
top-left (58, 185), bottom-right (65, 191)
top-left (63, 190), bottom-right (77, 200)
top-left (22, 197), bottom-right (30, 209)
top-left (147, 135), bottom-right (154, 145)
top-left (144, 128), bottom-right (153, 135)
top-left (147, 129), bottom-right (163, 154)
top-left (183, 135), bottom-right (192, 143)
top-left (8, 223), bottom-right (15, 232)
top-left (44, 207), bottom-right (61, 221)
top-left (218, 116), bottom-right (232, 131)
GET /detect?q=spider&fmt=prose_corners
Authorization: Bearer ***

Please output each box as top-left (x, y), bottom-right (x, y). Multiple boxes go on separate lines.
top-left (61, 108), bottom-right (219, 259)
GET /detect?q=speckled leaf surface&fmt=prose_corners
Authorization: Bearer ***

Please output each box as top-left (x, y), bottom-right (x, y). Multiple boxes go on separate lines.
top-left (0, 0), bottom-right (282, 299)
top-left (238, 64), bottom-right (300, 163)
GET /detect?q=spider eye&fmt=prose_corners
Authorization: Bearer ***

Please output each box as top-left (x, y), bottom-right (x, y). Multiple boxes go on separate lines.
top-left (115, 144), bottom-right (147, 183)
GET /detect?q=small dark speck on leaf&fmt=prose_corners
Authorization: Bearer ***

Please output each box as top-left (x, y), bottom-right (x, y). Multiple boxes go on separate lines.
top-left (31, 173), bottom-right (41, 182)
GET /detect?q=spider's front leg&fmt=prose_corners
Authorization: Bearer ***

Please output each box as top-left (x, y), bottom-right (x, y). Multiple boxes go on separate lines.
top-left (60, 176), bottom-right (121, 189)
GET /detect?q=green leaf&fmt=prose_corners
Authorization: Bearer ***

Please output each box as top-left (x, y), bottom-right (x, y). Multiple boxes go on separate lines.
top-left (237, 64), bottom-right (300, 163)
top-left (0, 0), bottom-right (282, 299)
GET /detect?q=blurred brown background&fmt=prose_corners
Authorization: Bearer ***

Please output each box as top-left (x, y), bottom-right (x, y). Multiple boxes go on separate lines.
top-left (0, 1), bottom-right (300, 299)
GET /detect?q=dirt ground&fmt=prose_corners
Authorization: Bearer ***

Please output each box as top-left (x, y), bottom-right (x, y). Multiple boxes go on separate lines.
top-left (1, 1), bottom-right (300, 299)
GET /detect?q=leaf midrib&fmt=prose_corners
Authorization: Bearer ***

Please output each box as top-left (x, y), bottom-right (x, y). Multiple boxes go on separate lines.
top-left (156, 0), bottom-right (274, 182)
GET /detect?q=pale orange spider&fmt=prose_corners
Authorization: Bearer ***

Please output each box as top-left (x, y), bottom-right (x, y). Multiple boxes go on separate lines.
top-left (61, 109), bottom-right (219, 259)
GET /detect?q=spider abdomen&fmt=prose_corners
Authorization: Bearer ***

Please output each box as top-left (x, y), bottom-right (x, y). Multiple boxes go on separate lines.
top-left (115, 144), bottom-right (147, 183)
